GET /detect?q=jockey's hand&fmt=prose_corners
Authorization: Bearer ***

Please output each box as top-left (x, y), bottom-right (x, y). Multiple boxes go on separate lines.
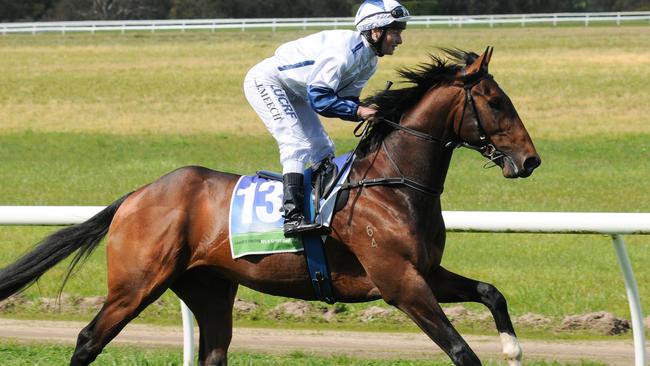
top-left (357, 105), bottom-right (378, 122)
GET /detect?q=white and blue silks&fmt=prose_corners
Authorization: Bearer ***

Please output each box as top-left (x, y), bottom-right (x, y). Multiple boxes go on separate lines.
top-left (243, 30), bottom-right (377, 174)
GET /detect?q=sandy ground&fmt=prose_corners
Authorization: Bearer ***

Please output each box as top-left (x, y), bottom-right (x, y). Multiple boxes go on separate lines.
top-left (0, 318), bottom-right (644, 365)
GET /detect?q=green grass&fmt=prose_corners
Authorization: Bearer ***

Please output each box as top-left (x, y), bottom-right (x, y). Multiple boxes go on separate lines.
top-left (2, 27), bottom-right (649, 139)
top-left (0, 133), bottom-right (647, 329)
top-left (0, 341), bottom-right (606, 366)
top-left (0, 26), bottom-right (649, 345)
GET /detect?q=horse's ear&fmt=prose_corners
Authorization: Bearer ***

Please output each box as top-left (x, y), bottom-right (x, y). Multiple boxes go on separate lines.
top-left (484, 46), bottom-right (493, 67)
top-left (464, 46), bottom-right (493, 76)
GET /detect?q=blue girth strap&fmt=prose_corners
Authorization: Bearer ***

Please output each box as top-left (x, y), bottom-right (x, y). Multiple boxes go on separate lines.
top-left (302, 168), bottom-right (335, 304)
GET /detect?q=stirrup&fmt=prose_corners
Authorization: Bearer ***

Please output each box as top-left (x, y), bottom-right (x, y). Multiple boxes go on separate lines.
top-left (284, 220), bottom-right (331, 237)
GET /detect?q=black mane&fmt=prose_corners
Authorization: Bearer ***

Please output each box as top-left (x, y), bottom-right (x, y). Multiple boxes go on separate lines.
top-left (358, 49), bottom-right (479, 154)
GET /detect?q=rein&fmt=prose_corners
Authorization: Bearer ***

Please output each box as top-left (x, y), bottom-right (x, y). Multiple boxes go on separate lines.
top-left (340, 139), bottom-right (441, 195)
top-left (377, 118), bottom-right (445, 144)
top-left (342, 74), bottom-right (505, 196)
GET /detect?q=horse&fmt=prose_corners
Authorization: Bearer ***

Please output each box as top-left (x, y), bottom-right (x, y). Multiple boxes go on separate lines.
top-left (0, 47), bottom-right (540, 366)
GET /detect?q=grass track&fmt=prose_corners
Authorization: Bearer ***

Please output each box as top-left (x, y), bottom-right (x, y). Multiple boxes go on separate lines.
top-left (0, 26), bottom-right (649, 341)
top-left (0, 341), bottom-right (605, 366)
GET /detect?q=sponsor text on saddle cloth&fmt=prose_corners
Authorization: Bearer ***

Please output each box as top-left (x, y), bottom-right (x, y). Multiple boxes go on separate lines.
top-left (229, 153), bottom-right (352, 258)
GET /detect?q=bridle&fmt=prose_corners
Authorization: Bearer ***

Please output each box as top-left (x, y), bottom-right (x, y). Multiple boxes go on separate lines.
top-left (343, 73), bottom-right (506, 196)
top-left (447, 73), bottom-right (506, 167)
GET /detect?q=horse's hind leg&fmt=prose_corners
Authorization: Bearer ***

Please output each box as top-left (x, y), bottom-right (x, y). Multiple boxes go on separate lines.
top-left (70, 220), bottom-right (188, 365)
top-left (71, 313), bottom-right (103, 365)
top-left (70, 275), bottom-right (179, 366)
top-left (427, 266), bottom-right (522, 366)
top-left (171, 269), bottom-right (238, 366)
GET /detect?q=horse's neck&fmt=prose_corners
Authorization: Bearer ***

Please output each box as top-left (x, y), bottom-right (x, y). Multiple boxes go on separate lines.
top-left (384, 89), bottom-right (458, 196)
top-left (383, 132), bottom-right (453, 196)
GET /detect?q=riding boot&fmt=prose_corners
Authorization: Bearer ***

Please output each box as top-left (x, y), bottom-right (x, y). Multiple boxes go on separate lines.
top-left (282, 173), bottom-right (327, 237)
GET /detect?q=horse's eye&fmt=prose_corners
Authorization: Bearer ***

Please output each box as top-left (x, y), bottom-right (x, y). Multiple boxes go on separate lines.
top-left (488, 97), bottom-right (503, 110)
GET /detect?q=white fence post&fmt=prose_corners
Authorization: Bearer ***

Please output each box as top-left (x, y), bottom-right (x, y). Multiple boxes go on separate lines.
top-left (612, 235), bottom-right (647, 366)
top-left (181, 300), bottom-right (195, 366)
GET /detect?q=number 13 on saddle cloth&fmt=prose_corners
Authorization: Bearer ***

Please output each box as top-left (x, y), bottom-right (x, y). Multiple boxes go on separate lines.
top-left (229, 153), bottom-right (352, 258)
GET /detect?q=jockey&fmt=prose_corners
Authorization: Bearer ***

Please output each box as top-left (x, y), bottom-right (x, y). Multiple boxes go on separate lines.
top-left (243, 0), bottom-right (411, 236)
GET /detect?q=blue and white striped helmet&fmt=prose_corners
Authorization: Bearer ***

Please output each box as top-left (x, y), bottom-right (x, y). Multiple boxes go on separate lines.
top-left (355, 0), bottom-right (412, 32)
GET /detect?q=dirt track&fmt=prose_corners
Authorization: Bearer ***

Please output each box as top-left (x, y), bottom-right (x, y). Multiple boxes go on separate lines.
top-left (0, 318), bottom-right (644, 365)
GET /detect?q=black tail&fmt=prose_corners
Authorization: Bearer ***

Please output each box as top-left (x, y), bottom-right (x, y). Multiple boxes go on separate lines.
top-left (0, 193), bottom-right (132, 301)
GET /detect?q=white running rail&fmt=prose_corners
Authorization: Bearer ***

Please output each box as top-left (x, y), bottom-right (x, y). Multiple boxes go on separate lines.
top-left (1, 12), bottom-right (649, 35)
top-left (0, 207), bottom-right (648, 366)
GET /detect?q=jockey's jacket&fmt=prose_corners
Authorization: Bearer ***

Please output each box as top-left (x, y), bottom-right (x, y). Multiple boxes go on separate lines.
top-left (272, 30), bottom-right (378, 121)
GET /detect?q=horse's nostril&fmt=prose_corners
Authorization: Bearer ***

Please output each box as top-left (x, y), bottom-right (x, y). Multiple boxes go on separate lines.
top-left (523, 156), bottom-right (541, 174)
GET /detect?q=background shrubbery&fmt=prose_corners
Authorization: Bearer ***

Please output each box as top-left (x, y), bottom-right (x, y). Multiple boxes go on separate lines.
top-left (1, 0), bottom-right (650, 22)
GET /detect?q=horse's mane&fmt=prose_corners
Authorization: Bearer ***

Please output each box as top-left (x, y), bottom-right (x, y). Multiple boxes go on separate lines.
top-left (358, 48), bottom-right (479, 155)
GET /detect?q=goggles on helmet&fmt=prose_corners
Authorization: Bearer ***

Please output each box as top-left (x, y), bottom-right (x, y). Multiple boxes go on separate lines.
top-left (390, 5), bottom-right (409, 18)
top-left (355, 5), bottom-right (411, 27)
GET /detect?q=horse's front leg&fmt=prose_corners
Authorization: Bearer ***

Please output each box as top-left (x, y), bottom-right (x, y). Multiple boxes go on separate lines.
top-left (367, 261), bottom-right (482, 365)
top-left (427, 266), bottom-right (522, 366)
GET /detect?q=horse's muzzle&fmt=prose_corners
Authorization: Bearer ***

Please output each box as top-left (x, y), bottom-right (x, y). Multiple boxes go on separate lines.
top-left (501, 153), bottom-right (541, 178)
top-left (518, 155), bottom-right (541, 178)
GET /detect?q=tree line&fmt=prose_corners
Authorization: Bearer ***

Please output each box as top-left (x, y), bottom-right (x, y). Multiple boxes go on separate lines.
top-left (1, 0), bottom-right (649, 22)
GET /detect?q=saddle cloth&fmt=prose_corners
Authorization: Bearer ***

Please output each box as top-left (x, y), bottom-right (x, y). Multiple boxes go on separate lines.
top-left (228, 153), bottom-right (352, 258)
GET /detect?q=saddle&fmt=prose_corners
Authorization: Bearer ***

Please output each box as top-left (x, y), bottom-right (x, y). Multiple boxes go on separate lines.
top-left (257, 155), bottom-right (350, 224)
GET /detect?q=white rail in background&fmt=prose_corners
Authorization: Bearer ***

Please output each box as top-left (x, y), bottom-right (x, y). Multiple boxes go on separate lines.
top-left (1, 12), bottom-right (649, 35)
top-left (0, 207), bottom-right (647, 366)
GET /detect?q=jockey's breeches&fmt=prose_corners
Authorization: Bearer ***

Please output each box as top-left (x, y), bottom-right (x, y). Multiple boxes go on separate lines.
top-left (244, 58), bottom-right (335, 174)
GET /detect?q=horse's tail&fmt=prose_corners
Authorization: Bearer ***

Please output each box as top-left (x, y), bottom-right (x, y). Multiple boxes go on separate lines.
top-left (0, 192), bottom-right (132, 301)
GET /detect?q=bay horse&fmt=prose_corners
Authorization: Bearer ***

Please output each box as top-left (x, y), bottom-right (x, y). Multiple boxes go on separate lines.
top-left (0, 47), bottom-right (540, 366)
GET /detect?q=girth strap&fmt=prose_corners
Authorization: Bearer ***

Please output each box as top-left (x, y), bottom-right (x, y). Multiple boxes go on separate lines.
top-left (301, 167), bottom-right (335, 304)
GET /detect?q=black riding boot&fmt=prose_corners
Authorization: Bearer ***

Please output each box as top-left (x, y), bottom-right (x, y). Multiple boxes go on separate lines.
top-left (282, 173), bottom-right (325, 237)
